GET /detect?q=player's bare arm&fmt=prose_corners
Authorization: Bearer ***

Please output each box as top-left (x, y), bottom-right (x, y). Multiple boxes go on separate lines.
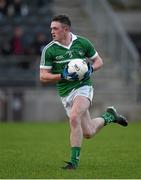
top-left (40, 69), bottom-right (61, 83)
top-left (92, 55), bottom-right (103, 71)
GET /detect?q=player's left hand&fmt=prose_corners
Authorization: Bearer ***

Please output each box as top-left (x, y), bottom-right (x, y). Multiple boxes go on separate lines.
top-left (84, 62), bottom-right (94, 78)
top-left (61, 66), bottom-right (78, 81)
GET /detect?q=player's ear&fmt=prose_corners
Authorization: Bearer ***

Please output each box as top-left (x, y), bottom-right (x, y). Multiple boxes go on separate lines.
top-left (64, 25), bottom-right (70, 32)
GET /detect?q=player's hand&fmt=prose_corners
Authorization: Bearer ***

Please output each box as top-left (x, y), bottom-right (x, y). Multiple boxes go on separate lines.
top-left (84, 63), bottom-right (94, 78)
top-left (61, 66), bottom-right (78, 81)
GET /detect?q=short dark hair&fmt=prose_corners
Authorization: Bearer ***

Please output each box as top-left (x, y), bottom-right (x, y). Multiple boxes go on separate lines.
top-left (52, 15), bottom-right (71, 27)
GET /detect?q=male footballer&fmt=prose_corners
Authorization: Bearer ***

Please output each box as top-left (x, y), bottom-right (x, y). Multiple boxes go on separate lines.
top-left (40, 15), bottom-right (128, 170)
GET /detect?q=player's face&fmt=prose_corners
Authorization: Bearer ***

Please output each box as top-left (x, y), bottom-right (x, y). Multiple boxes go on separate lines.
top-left (50, 21), bottom-right (68, 42)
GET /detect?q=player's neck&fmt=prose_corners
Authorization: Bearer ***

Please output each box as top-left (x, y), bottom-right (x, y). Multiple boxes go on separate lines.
top-left (60, 32), bottom-right (72, 47)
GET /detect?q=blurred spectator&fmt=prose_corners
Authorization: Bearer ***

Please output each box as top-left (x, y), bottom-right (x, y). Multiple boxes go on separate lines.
top-left (0, 0), bottom-right (7, 18)
top-left (0, 30), bottom-right (51, 57)
top-left (7, 0), bottom-right (29, 17)
top-left (10, 26), bottom-right (30, 69)
top-left (10, 26), bottom-right (24, 55)
top-left (1, 38), bottom-right (11, 55)
top-left (33, 32), bottom-right (48, 55)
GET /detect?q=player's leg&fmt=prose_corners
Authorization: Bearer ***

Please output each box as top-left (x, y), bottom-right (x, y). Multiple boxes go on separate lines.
top-left (63, 95), bottom-right (90, 169)
top-left (81, 109), bottom-right (105, 139)
top-left (81, 106), bottom-right (128, 140)
top-left (62, 86), bottom-right (128, 169)
top-left (81, 106), bottom-right (128, 139)
top-left (69, 96), bottom-right (90, 147)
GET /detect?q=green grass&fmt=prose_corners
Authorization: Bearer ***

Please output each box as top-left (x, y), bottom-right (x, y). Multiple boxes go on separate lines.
top-left (0, 121), bottom-right (141, 179)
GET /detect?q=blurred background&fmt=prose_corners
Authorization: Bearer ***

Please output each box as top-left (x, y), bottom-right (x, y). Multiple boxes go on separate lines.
top-left (0, 0), bottom-right (141, 122)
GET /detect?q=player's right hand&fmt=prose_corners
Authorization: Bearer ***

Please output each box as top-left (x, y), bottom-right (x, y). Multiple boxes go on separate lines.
top-left (61, 66), bottom-right (78, 81)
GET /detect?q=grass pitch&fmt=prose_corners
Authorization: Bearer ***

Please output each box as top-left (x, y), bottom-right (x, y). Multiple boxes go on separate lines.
top-left (0, 121), bottom-right (141, 179)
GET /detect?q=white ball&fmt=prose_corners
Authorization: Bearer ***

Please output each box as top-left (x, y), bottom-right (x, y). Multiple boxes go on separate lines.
top-left (68, 59), bottom-right (88, 80)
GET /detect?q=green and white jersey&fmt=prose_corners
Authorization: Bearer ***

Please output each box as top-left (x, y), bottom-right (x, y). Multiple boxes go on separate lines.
top-left (40, 33), bottom-right (98, 97)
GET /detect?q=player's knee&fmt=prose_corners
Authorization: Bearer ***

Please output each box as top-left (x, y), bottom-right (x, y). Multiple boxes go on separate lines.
top-left (83, 132), bottom-right (93, 139)
top-left (69, 113), bottom-right (80, 128)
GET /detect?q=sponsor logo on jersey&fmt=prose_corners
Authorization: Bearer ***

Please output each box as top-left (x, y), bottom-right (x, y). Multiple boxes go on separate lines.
top-left (56, 55), bottom-right (64, 60)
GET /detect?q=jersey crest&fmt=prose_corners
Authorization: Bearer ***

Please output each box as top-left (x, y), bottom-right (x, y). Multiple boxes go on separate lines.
top-left (66, 50), bottom-right (73, 58)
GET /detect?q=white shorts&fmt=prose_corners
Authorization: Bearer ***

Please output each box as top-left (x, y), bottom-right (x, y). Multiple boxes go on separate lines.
top-left (61, 85), bottom-right (94, 117)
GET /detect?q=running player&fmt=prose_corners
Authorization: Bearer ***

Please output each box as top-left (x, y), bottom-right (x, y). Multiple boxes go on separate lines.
top-left (40, 14), bottom-right (128, 170)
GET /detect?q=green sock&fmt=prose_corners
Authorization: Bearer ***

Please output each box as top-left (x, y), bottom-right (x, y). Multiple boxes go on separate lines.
top-left (70, 147), bottom-right (81, 168)
top-left (102, 112), bottom-right (116, 126)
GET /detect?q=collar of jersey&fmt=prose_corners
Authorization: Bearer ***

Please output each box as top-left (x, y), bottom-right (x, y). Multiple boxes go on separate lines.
top-left (53, 33), bottom-right (77, 49)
